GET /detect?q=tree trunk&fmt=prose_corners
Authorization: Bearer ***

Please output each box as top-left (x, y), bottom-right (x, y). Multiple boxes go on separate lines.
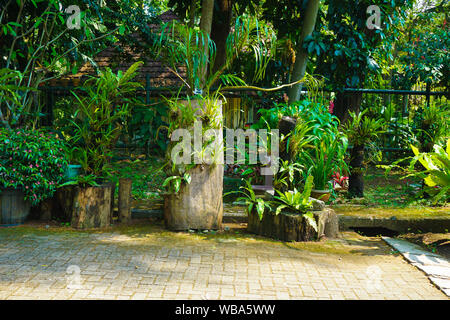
top-left (164, 99), bottom-right (223, 231)
top-left (288, 0), bottom-right (321, 103)
top-left (333, 91), bottom-right (363, 125)
top-left (278, 116), bottom-right (297, 162)
top-left (199, 0), bottom-right (215, 89)
top-left (188, 0), bottom-right (197, 28)
top-left (118, 178), bottom-right (132, 223)
top-left (247, 207), bottom-right (339, 242)
top-left (348, 144), bottom-right (365, 198)
top-left (164, 164), bottom-right (223, 231)
top-left (210, 0), bottom-right (233, 74)
top-left (70, 184), bottom-right (113, 229)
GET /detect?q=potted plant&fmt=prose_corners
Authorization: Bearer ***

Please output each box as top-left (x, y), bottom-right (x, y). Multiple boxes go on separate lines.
top-left (0, 128), bottom-right (68, 225)
top-left (301, 134), bottom-right (348, 202)
top-left (154, 16), bottom-right (319, 231)
top-left (153, 18), bottom-right (265, 230)
top-left (60, 62), bottom-right (143, 229)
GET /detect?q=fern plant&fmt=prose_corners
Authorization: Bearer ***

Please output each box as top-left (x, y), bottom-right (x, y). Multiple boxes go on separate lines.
top-left (343, 110), bottom-right (385, 197)
top-left (273, 176), bottom-right (318, 231)
top-left (235, 179), bottom-right (271, 221)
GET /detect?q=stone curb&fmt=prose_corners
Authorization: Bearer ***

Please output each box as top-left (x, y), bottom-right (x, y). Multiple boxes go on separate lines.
top-left (339, 215), bottom-right (450, 234)
top-left (382, 236), bottom-right (450, 297)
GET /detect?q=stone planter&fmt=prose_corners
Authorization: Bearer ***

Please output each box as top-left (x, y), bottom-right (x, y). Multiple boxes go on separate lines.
top-left (248, 206), bottom-right (339, 242)
top-left (0, 189), bottom-right (31, 225)
top-left (311, 189), bottom-right (332, 202)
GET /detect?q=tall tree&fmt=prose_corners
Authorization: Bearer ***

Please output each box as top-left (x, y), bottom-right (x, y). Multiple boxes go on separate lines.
top-left (210, 0), bottom-right (233, 74)
top-left (198, 0), bottom-right (214, 90)
top-left (303, 0), bottom-right (414, 123)
top-left (287, 0), bottom-right (320, 103)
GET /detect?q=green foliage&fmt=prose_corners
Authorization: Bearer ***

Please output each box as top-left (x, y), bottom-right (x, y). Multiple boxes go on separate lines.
top-left (391, 3), bottom-right (449, 89)
top-left (59, 174), bottom-right (99, 188)
top-left (162, 172), bottom-right (191, 194)
top-left (274, 160), bottom-right (304, 191)
top-left (0, 68), bottom-right (36, 128)
top-left (274, 175), bottom-right (313, 212)
top-left (301, 134), bottom-right (348, 191)
top-left (235, 179), bottom-right (271, 221)
top-left (344, 110), bottom-right (385, 147)
top-left (0, 128), bottom-right (68, 205)
top-left (67, 62), bottom-right (143, 178)
top-left (254, 99), bottom-right (340, 139)
top-left (0, 0), bottom-right (158, 128)
top-left (384, 139), bottom-right (450, 205)
top-left (419, 100), bottom-right (450, 148)
top-left (152, 15), bottom-right (276, 95)
top-left (309, 0), bottom-right (414, 89)
top-left (127, 99), bottom-right (169, 155)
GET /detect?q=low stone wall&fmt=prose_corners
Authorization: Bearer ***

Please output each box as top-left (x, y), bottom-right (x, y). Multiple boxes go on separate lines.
top-left (248, 207), bottom-right (339, 242)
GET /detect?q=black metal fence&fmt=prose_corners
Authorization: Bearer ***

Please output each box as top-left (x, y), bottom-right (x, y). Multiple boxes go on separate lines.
top-left (39, 81), bottom-right (449, 160)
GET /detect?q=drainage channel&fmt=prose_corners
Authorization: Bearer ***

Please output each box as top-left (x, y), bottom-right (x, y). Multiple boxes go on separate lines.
top-left (350, 227), bottom-right (399, 237)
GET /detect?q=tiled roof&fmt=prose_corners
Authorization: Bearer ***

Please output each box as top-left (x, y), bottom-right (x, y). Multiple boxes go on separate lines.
top-left (55, 10), bottom-right (185, 88)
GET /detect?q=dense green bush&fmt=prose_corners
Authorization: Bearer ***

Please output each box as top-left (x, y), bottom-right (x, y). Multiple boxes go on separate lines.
top-left (0, 128), bottom-right (68, 205)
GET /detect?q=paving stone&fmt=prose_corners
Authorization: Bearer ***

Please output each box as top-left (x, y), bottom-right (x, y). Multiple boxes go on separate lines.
top-left (383, 236), bottom-right (450, 297)
top-left (0, 229), bottom-right (447, 300)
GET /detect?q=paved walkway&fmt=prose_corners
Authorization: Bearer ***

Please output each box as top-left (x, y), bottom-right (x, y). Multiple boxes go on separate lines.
top-left (0, 222), bottom-right (447, 300)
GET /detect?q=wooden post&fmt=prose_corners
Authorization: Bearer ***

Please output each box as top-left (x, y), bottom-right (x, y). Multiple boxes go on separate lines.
top-left (118, 178), bottom-right (132, 223)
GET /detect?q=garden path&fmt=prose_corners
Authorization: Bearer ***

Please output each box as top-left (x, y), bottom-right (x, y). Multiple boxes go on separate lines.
top-left (0, 222), bottom-right (447, 300)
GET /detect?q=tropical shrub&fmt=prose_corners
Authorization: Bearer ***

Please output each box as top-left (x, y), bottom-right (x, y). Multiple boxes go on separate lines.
top-left (67, 62), bottom-right (143, 180)
top-left (343, 110), bottom-right (385, 197)
top-left (300, 134), bottom-right (348, 191)
top-left (386, 139), bottom-right (450, 204)
top-left (235, 175), bottom-right (317, 231)
top-left (0, 128), bottom-right (68, 205)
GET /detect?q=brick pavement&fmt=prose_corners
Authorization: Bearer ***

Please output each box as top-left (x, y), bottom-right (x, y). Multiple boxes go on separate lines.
top-left (0, 223), bottom-right (447, 300)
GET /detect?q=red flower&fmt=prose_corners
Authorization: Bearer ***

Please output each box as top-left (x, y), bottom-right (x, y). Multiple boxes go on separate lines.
top-left (329, 101), bottom-right (335, 114)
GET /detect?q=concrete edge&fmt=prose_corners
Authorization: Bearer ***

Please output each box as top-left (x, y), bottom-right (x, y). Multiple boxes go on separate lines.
top-left (339, 215), bottom-right (450, 233)
top-left (382, 236), bottom-right (450, 298)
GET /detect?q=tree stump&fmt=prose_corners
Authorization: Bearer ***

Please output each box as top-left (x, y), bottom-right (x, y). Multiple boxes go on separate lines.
top-left (248, 207), bottom-right (339, 242)
top-left (70, 184), bottom-right (113, 229)
top-left (164, 99), bottom-right (223, 231)
top-left (164, 164), bottom-right (223, 231)
top-left (118, 178), bottom-right (132, 223)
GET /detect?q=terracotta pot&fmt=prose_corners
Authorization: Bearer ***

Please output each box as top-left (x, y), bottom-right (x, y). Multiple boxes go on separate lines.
top-left (310, 189), bottom-right (332, 202)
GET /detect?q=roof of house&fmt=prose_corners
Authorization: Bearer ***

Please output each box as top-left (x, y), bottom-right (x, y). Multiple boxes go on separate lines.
top-left (56, 10), bottom-right (184, 88)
